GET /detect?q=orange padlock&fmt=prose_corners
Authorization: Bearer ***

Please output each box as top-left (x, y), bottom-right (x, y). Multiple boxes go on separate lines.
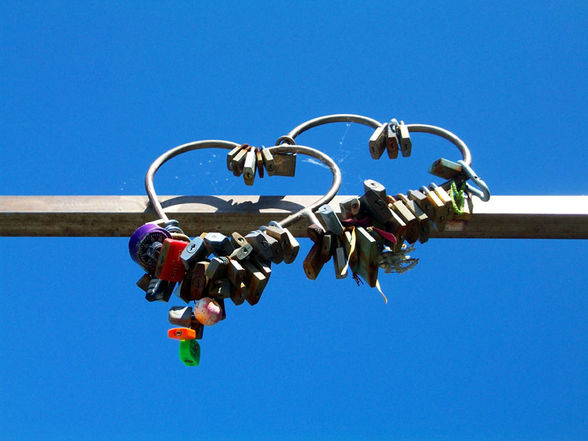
top-left (168, 327), bottom-right (196, 340)
top-left (155, 238), bottom-right (189, 282)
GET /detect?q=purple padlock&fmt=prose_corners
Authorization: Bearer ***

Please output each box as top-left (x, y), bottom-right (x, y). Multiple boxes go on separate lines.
top-left (129, 223), bottom-right (171, 273)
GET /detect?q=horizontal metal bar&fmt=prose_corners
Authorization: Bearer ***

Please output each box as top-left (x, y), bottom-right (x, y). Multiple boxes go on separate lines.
top-left (0, 195), bottom-right (587, 239)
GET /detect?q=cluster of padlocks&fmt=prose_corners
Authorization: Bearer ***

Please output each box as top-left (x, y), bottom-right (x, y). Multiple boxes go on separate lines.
top-left (129, 219), bottom-right (299, 366)
top-left (128, 114), bottom-right (490, 366)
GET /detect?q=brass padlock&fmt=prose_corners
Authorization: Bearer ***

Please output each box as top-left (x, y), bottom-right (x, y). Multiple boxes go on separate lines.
top-left (368, 124), bottom-right (387, 159)
top-left (226, 144), bottom-right (244, 172)
top-left (242, 260), bottom-right (268, 305)
top-left (271, 152), bottom-right (297, 177)
top-left (429, 183), bottom-right (454, 221)
top-left (231, 283), bottom-right (246, 306)
top-left (262, 148), bottom-right (276, 175)
top-left (363, 179), bottom-right (387, 200)
top-left (396, 192), bottom-right (431, 243)
top-left (386, 123), bottom-right (399, 159)
top-left (429, 158), bottom-right (463, 180)
top-left (256, 149), bottom-right (264, 179)
top-left (397, 121), bottom-right (412, 157)
top-left (227, 258), bottom-right (245, 288)
top-left (231, 146), bottom-right (249, 177)
top-left (303, 242), bottom-right (325, 280)
top-left (264, 224), bottom-right (300, 264)
top-left (190, 261), bottom-right (209, 301)
top-left (339, 196), bottom-right (360, 218)
top-left (420, 186), bottom-right (448, 231)
top-left (243, 149), bottom-right (257, 186)
top-left (387, 196), bottom-right (419, 244)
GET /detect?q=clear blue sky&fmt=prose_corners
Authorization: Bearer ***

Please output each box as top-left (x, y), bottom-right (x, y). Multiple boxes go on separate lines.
top-left (1, 2), bottom-right (586, 440)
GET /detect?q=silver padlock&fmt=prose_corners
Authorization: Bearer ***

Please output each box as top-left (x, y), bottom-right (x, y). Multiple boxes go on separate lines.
top-left (317, 204), bottom-right (344, 236)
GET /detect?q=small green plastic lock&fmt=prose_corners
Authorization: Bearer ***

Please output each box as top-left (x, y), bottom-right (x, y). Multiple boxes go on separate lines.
top-left (179, 339), bottom-right (201, 366)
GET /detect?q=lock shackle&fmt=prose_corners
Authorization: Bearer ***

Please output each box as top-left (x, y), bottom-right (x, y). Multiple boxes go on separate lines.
top-left (145, 139), bottom-right (341, 228)
top-left (281, 113), bottom-right (473, 166)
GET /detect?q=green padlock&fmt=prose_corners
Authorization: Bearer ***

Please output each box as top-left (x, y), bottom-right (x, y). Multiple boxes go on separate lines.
top-left (179, 340), bottom-right (201, 366)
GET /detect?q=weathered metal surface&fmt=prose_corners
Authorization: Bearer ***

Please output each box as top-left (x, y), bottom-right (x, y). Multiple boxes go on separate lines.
top-left (0, 195), bottom-right (587, 239)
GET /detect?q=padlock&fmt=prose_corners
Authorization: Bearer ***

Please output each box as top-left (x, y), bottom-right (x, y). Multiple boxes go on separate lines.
top-left (136, 273), bottom-right (151, 292)
top-left (429, 158), bottom-right (464, 180)
top-left (194, 297), bottom-right (224, 326)
top-left (231, 146), bottom-right (249, 177)
top-left (190, 320), bottom-right (204, 340)
top-left (264, 232), bottom-right (284, 264)
top-left (179, 339), bottom-right (200, 366)
top-left (231, 282), bottom-right (247, 306)
top-left (230, 232), bottom-right (248, 248)
top-left (243, 148), bottom-right (257, 186)
top-left (264, 225), bottom-right (300, 264)
top-left (210, 278), bottom-right (231, 299)
top-left (407, 189), bottom-right (435, 220)
top-left (271, 152), bottom-right (296, 177)
top-left (368, 124), bottom-right (387, 159)
top-left (227, 258), bottom-right (245, 287)
top-left (145, 278), bottom-right (175, 302)
top-left (397, 120), bottom-right (412, 157)
top-left (306, 223), bottom-right (325, 244)
top-left (244, 230), bottom-right (273, 262)
top-left (251, 255), bottom-right (272, 278)
top-left (317, 204), bottom-right (344, 236)
top-left (168, 306), bottom-right (193, 327)
top-left (203, 232), bottom-right (233, 257)
top-left (229, 243), bottom-right (253, 262)
top-left (396, 193), bottom-right (431, 244)
top-left (226, 144), bottom-right (243, 172)
top-left (387, 196), bottom-right (419, 244)
top-left (333, 237), bottom-right (348, 279)
top-left (205, 256), bottom-right (229, 280)
top-left (363, 179), bottom-right (387, 200)
top-left (385, 123), bottom-right (399, 159)
top-left (320, 233), bottom-right (333, 263)
top-left (361, 191), bottom-right (405, 234)
top-left (303, 242), bottom-right (325, 280)
top-left (339, 196), bottom-right (360, 219)
top-left (242, 261), bottom-right (268, 305)
top-left (190, 261), bottom-right (209, 301)
top-left (430, 183), bottom-right (454, 221)
top-left (128, 223), bottom-right (171, 273)
top-left (180, 237), bottom-right (209, 271)
top-left (256, 148), bottom-right (265, 179)
top-left (155, 238), bottom-right (188, 282)
top-left (420, 186), bottom-right (448, 231)
top-left (168, 327), bottom-right (196, 341)
top-left (177, 276), bottom-right (192, 303)
top-left (355, 227), bottom-right (378, 287)
top-left (261, 148), bottom-right (276, 175)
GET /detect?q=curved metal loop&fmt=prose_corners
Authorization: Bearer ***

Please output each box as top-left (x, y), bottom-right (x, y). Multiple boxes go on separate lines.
top-left (145, 139), bottom-right (341, 230)
top-left (285, 113), bottom-right (382, 140)
top-left (283, 113), bottom-right (472, 165)
top-left (457, 160), bottom-right (491, 201)
top-left (275, 135), bottom-right (296, 146)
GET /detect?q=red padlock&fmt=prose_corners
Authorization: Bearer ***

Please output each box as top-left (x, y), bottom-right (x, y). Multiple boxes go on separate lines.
top-left (155, 239), bottom-right (189, 282)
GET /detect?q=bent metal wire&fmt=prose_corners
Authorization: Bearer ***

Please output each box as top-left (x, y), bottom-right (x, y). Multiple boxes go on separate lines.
top-left (130, 139), bottom-right (342, 366)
